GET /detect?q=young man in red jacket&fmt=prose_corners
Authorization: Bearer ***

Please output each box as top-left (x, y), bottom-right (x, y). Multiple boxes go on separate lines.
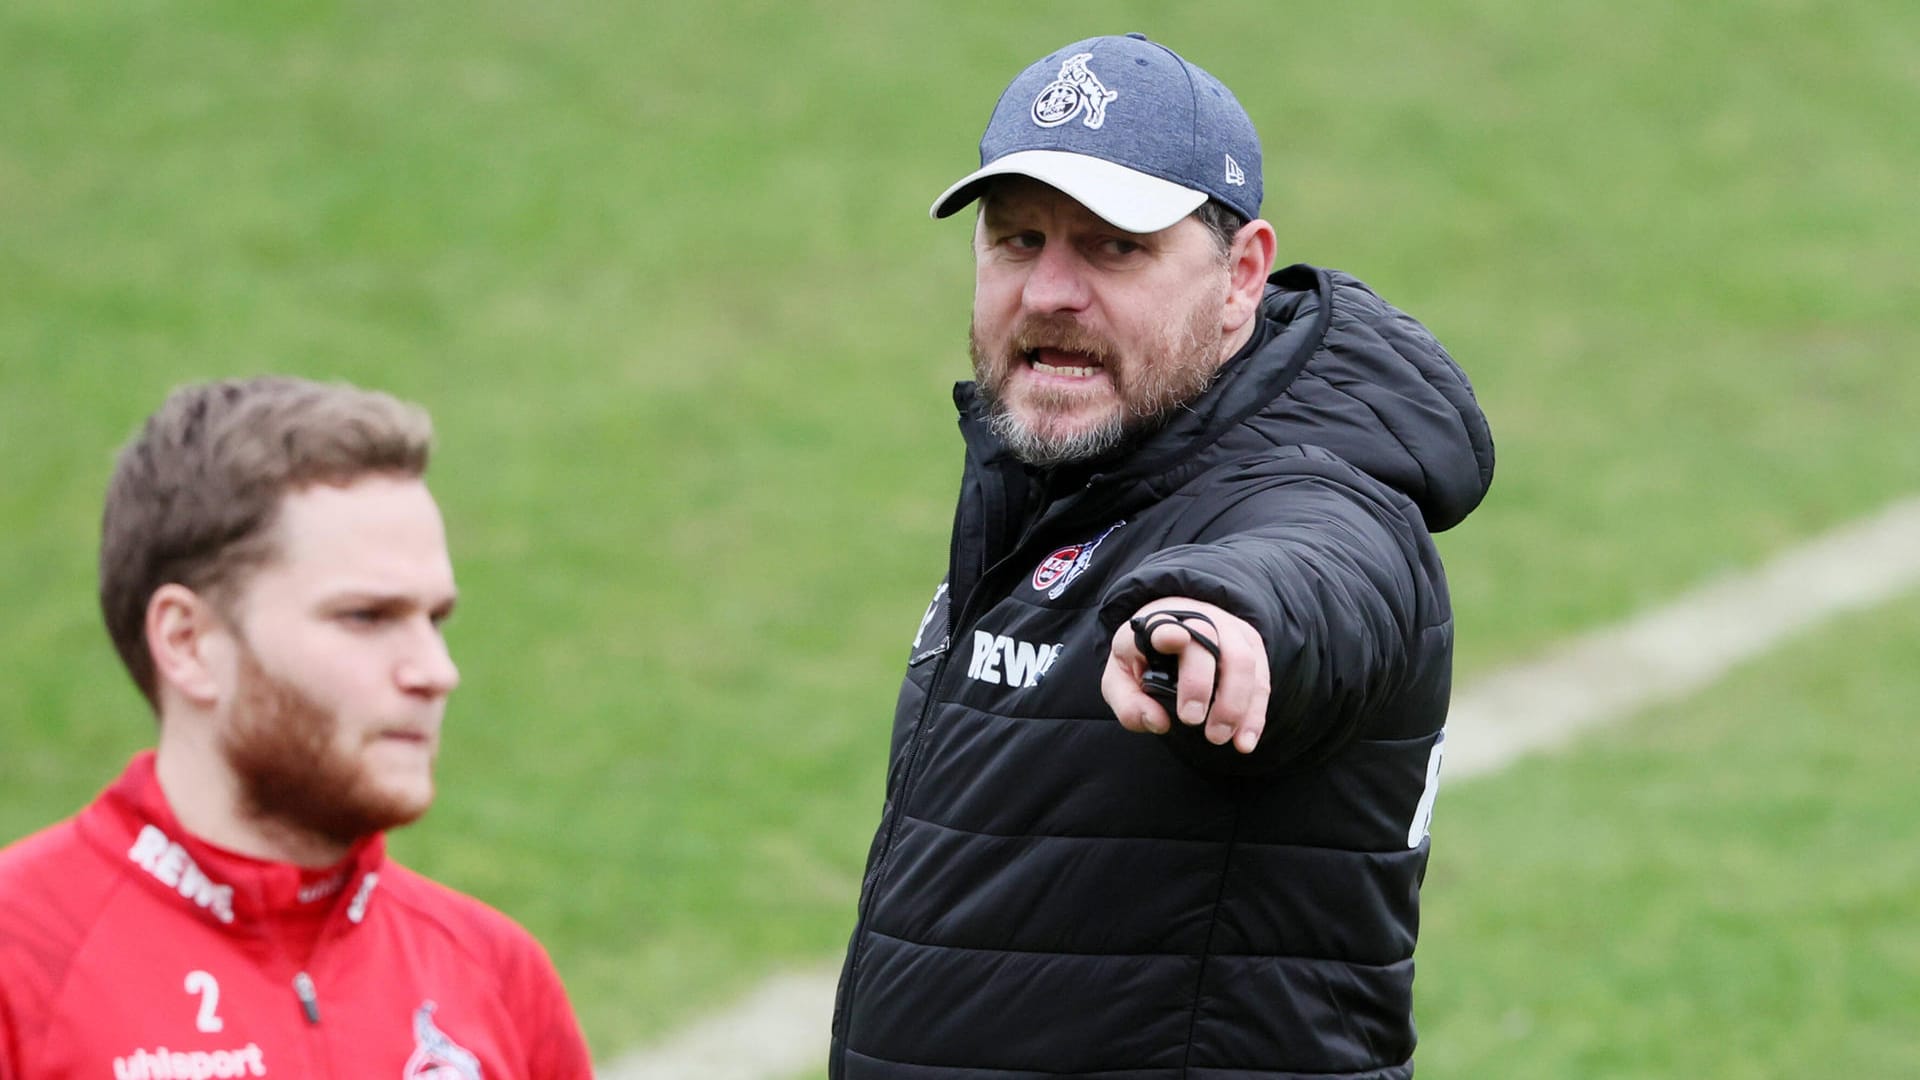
top-left (0, 377), bottom-right (593, 1079)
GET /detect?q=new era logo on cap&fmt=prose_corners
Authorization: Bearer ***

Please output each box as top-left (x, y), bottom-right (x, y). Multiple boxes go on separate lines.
top-left (931, 33), bottom-right (1263, 234)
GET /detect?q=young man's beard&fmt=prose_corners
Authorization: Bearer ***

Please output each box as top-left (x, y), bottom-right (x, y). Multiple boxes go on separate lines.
top-left (970, 304), bottom-right (1223, 467)
top-left (221, 644), bottom-right (433, 853)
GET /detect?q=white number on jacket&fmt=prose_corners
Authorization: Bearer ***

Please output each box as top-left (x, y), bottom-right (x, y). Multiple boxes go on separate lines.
top-left (185, 970), bottom-right (224, 1033)
top-left (1408, 731), bottom-right (1445, 848)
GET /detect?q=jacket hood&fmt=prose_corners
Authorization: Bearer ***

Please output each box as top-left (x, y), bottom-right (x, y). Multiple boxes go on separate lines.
top-left (1233, 264), bottom-right (1494, 532)
top-left (960, 264), bottom-right (1494, 533)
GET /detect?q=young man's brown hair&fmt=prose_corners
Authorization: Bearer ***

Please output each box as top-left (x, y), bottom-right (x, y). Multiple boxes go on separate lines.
top-left (98, 376), bottom-right (433, 708)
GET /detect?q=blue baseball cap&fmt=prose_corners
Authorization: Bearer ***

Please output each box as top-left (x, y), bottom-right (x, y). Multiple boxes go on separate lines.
top-left (931, 33), bottom-right (1263, 234)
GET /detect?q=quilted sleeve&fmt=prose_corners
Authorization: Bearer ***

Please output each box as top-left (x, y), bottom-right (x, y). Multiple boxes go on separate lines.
top-left (1099, 452), bottom-right (1439, 773)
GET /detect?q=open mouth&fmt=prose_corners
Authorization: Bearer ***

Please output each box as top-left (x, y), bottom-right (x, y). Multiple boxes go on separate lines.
top-left (1025, 347), bottom-right (1106, 379)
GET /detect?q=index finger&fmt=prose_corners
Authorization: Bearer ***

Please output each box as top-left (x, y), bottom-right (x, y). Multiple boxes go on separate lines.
top-left (1150, 622), bottom-right (1218, 728)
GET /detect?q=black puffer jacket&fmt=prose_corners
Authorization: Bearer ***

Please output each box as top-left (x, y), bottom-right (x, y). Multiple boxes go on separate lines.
top-left (831, 265), bottom-right (1495, 1079)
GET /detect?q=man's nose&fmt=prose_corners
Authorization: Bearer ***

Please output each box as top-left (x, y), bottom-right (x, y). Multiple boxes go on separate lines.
top-left (397, 621), bottom-right (460, 697)
top-left (1020, 243), bottom-right (1092, 314)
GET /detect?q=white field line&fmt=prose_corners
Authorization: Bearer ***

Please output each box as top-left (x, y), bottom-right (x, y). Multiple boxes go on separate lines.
top-left (596, 494), bottom-right (1920, 1080)
top-left (597, 969), bottom-right (843, 1080)
top-left (1443, 494), bottom-right (1920, 778)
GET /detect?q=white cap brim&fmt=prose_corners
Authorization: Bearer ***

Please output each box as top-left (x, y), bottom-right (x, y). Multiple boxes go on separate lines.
top-left (929, 149), bottom-right (1209, 234)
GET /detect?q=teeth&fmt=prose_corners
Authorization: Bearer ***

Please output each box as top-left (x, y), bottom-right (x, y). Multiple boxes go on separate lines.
top-left (1032, 360), bottom-right (1098, 378)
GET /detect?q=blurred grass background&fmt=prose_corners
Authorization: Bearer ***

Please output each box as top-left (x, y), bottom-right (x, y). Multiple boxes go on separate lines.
top-left (1420, 596), bottom-right (1920, 1075)
top-left (3, 0), bottom-right (1916, 1073)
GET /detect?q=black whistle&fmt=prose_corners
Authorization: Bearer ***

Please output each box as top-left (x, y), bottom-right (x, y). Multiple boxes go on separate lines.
top-left (1131, 617), bottom-right (1183, 715)
top-left (1130, 610), bottom-right (1223, 722)
top-left (1141, 655), bottom-right (1180, 714)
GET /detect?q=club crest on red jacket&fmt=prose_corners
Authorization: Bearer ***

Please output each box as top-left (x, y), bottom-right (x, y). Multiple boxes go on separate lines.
top-left (404, 1001), bottom-right (481, 1080)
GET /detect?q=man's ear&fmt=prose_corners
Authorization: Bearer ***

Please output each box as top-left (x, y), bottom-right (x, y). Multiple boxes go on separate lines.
top-left (1221, 218), bottom-right (1278, 337)
top-left (147, 584), bottom-right (232, 708)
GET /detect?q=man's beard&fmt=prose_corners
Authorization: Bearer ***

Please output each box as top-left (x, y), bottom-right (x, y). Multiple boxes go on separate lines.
top-left (969, 302), bottom-right (1223, 467)
top-left (221, 644), bottom-right (433, 851)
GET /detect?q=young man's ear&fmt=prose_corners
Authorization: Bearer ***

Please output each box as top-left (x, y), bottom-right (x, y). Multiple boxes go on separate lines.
top-left (146, 584), bottom-right (233, 708)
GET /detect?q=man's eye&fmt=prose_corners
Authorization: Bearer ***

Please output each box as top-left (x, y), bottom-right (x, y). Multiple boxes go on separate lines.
top-left (1004, 232), bottom-right (1043, 251)
top-left (1102, 238), bottom-right (1143, 256)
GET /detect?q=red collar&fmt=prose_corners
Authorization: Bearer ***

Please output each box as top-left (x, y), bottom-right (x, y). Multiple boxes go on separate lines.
top-left (77, 751), bottom-right (389, 933)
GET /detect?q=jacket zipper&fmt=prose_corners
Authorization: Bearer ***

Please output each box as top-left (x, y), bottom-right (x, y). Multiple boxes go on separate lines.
top-left (292, 971), bottom-right (321, 1024)
top-left (287, 869), bottom-right (376, 1078)
top-left (835, 479), bottom-right (1076, 1064)
top-left (836, 605), bottom-right (967, 1032)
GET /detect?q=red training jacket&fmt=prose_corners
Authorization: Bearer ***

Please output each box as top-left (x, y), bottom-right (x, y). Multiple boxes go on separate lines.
top-left (0, 752), bottom-right (593, 1079)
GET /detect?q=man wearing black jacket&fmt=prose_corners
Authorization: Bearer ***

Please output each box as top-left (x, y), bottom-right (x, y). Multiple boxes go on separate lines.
top-left (831, 33), bottom-right (1495, 1080)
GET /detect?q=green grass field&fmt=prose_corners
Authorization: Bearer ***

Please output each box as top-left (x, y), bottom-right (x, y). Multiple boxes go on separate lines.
top-left (1421, 596), bottom-right (1920, 1077)
top-left (4, 0), bottom-right (1917, 1071)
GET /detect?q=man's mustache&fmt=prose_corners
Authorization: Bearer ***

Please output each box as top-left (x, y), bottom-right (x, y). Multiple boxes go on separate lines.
top-left (1010, 318), bottom-right (1118, 364)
